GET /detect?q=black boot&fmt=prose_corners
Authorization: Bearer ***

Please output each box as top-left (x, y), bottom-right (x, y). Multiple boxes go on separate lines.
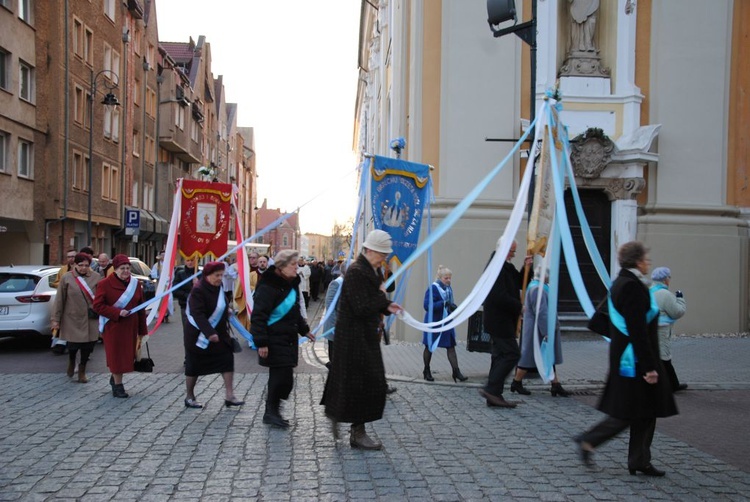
top-left (510, 379), bottom-right (531, 395)
top-left (262, 403), bottom-right (289, 429)
top-left (550, 382), bottom-right (571, 397)
top-left (112, 383), bottom-right (129, 398)
top-left (423, 366), bottom-right (434, 381)
top-left (452, 368), bottom-right (468, 382)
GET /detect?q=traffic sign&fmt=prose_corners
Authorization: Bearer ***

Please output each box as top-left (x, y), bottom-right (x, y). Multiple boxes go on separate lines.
top-left (125, 209), bottom-right (140, 229)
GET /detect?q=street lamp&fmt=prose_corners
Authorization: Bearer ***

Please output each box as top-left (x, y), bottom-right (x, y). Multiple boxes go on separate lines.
top-left (87, 69), bottom-right (120, 245)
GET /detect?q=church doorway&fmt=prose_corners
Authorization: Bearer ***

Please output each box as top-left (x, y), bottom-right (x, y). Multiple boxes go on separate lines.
top-left (558, 189), bottom-right (611, 313)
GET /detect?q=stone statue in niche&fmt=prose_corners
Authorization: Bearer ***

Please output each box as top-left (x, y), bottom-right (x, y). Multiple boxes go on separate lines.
top-left (570, 0), bottom-right (599, 53)
top-left (559, 0), bottom-right (610, 78)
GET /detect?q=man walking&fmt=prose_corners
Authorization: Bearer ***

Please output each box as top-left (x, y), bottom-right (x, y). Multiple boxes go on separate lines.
top-left (479, 240), bottom-right (528, 408)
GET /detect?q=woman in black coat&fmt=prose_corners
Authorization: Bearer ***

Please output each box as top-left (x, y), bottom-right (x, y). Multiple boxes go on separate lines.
top-left (576, 241), bottom-right (677, 476)
top-left (183, 261), bottom-right (244, 409)
top-left (323, 230), bottom-right (403, 450)
top-left (251, 250), bottom-right (315, 429)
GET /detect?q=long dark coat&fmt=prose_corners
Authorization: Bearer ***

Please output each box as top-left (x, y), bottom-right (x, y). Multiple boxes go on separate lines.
top-left (183, 279), bottom-right (232, 356)
top-left (93, 273), bottom-right (147, 374)
top-left (483, 260), bottom-right (522, 339)
top-left (597, 269), bottom-right (678, 420)
top-left (251, 267), bottom-right (310, 368)
top-left (324, 254), bottom-right (393, 424)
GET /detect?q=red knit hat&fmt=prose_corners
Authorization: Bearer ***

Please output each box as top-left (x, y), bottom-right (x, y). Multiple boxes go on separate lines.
top-left (112, 254), bottom-right (130, 269)
top-left (202, 261), bottom-right (225, 276)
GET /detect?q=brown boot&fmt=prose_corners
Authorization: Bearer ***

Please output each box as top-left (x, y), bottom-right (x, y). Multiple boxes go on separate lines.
top-left (349, 424), bottom-right (382, 450)
top-left (66, 358), bottom-right (75, 378)
top-left (77, 363), bottom-right (88, 383)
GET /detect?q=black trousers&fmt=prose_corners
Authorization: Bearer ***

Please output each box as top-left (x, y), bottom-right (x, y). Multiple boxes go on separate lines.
top-left (661, 359), bottom-right (682, 391)
top-left (267, 366), bottom-right (294, 408)
top-left (485, 335), bottom-right (520, 397)
top-left (579, 416), bottom-right (657, 470)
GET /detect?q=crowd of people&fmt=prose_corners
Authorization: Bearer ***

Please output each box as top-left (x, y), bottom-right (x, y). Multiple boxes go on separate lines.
top-left (46, 233), bottom-right (688, 475)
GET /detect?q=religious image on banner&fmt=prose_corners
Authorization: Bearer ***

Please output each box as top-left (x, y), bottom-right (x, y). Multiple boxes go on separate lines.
top-left (370, 155), bottom-right (430, 265)
top-left (179, 180), bottom-right (232, 259)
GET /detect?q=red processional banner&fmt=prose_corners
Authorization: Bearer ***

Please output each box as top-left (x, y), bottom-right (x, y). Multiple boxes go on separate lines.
top-left (179, 180), bottom-right (232, 260)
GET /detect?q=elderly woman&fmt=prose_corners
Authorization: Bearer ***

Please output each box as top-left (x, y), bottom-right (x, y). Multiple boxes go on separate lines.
top-left (251, 250), bottom-right (315, 428)
top-left (650, 267), bottom-right (688, 392)
top-left (183, 261), bottom-right (244, 409)
top-left (576, 241), bottom-right (678, 476)
top-left (323, 230), bottom-right (403, 450)
top-left (50, 252), bottom-right (101, 383)
top-left (93, 254), bottom-right (148, 398)
top-left (422, 265), bottom-right (467, 383)
top-left (509, 265), bottom-right (570, 397)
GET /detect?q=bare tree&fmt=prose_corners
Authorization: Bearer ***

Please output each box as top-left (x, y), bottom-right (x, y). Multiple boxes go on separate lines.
top-left (330, 219), bottom-right (353, 260)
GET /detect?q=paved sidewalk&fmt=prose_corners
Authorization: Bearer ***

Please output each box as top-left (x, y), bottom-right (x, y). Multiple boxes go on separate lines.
top-left (2, 298), bottom-right (750, 500)
top-left (313, 336), bottom-right (750, 391)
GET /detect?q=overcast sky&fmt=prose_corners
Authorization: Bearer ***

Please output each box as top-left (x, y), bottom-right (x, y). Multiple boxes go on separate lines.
top-left (156, 0), bottom-right (361, 235)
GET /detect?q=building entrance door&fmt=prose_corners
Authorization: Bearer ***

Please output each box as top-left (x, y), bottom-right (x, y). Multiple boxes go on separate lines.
top-left (558, 189), bottom-right (611, 313)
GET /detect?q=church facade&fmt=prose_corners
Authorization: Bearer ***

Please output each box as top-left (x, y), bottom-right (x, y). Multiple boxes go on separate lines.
top-left (354, 0), bottom-right (750, 338)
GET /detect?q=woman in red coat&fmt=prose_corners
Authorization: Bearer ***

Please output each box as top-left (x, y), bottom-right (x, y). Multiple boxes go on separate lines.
top-left (93, 254), bottom-right (148, 398)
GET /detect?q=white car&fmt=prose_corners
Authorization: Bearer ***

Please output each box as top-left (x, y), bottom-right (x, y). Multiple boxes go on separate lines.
top-left (0, 265), bottom-right (61, 337)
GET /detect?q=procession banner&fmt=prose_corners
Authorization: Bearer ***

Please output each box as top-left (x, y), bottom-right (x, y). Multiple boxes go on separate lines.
top-left (179, 180), bottom-right (232, 259)
top-left (370, 155), bottom-right (430, 265)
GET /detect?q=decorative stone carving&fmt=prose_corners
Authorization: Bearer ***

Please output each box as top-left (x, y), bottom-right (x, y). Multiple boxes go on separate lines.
top-left (574, 177), bottom-right (645, 201)
top-left (570, 128), bottom-right (615, 179)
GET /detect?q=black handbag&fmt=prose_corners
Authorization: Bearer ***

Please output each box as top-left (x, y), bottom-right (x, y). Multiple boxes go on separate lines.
top-left (587, 297), bottom-right (610, 336)
top-left (134, 342), bottom-right (155, 372)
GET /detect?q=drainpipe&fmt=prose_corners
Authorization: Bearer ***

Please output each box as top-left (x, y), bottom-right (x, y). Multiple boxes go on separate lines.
top-left (120, 25), bottom-right (130, 254)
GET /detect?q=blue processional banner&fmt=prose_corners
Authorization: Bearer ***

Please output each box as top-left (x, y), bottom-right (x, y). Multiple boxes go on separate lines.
top-left (370, 155), bottom-right (431, 265)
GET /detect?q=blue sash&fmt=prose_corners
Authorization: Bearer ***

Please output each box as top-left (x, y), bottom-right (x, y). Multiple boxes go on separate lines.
top-left (608, 290), bottom-right (659, 378)
top-left (269, 288), bottom-right (297, 326)
top-left (649, 283), bottom-right (677, 325)
top-left (98, 276), bottom-right (138, 333)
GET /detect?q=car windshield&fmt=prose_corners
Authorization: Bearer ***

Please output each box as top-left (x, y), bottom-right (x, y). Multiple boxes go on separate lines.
top-left (0, 274), bottom-right (40, 293)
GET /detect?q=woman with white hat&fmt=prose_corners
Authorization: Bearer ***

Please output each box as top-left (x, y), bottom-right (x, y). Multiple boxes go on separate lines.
top-left (323, 229), bottom-right (403, 450)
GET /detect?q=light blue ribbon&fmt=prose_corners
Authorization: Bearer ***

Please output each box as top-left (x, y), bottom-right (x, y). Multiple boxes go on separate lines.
top-left (268, 289), bottom-right (297, 326)
top-left (608, 290), bottom-right (659, 377)
top-left (229, 313), bottom-right (256, 349)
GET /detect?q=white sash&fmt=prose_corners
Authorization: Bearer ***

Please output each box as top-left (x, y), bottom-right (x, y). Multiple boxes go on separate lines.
top-left (74, 275), bottom-right (95, 302)
top-left (186, 290), bottom-right (226, 340)
top-left (99, 276), bottom-right (139, 333)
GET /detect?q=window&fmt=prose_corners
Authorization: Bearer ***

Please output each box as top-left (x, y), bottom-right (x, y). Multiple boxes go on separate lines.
top-left (103, 0), bottom-right (115, 21)
top-left (143, 183), bottom-right (153, 211)
top-left (131, 181), bottom-right (138, 206)
top-left (101, 163), bottom-right (113, 200)
top-left (112, 50), bottom-right (120, 75)
top-left (147, 43), bottom-right (155, 70)
top-left (191, 119), bottom-right (199, 142)
top-left (19, 0), bottom-right (32, 24)
top-left (73, 18), bottom-right (83, 58)
top-left (17, 140), bottom-right (32, 178)
top-left (0, 48), bottom-right (8, 90)
top-left (84, 28), bottom-right (93, 65)
top-left (133, 29), bottom-right (141, 55)
top-left (145, 135), bottom-right (155, 164)
top-left (146, 87), bottom-right (156, 117)
top-left (103, 105), bottom-right (112, 138)
top-left (0, 131), bottom-right (7, 173)
top-left (132, 131), bottom-right (139, 156)
top-left (74, 85), bottom-right (85, 125)
top-left (19, 60), bottom-right (34, 102)
top-left (109, 165), bottom-right (119, 202)
top-left (175, 105), bottom-right (185, 130)
top-left (112, 108), bottom-right (120, 142)
top-left (283, 234), bottom-right (289, 247)
top-left (103, 43), bottom-right (111, 73)
top-left (133, 79), bottom-right (140, 106)
top-left (72, 151), bottom-right (88, 190)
